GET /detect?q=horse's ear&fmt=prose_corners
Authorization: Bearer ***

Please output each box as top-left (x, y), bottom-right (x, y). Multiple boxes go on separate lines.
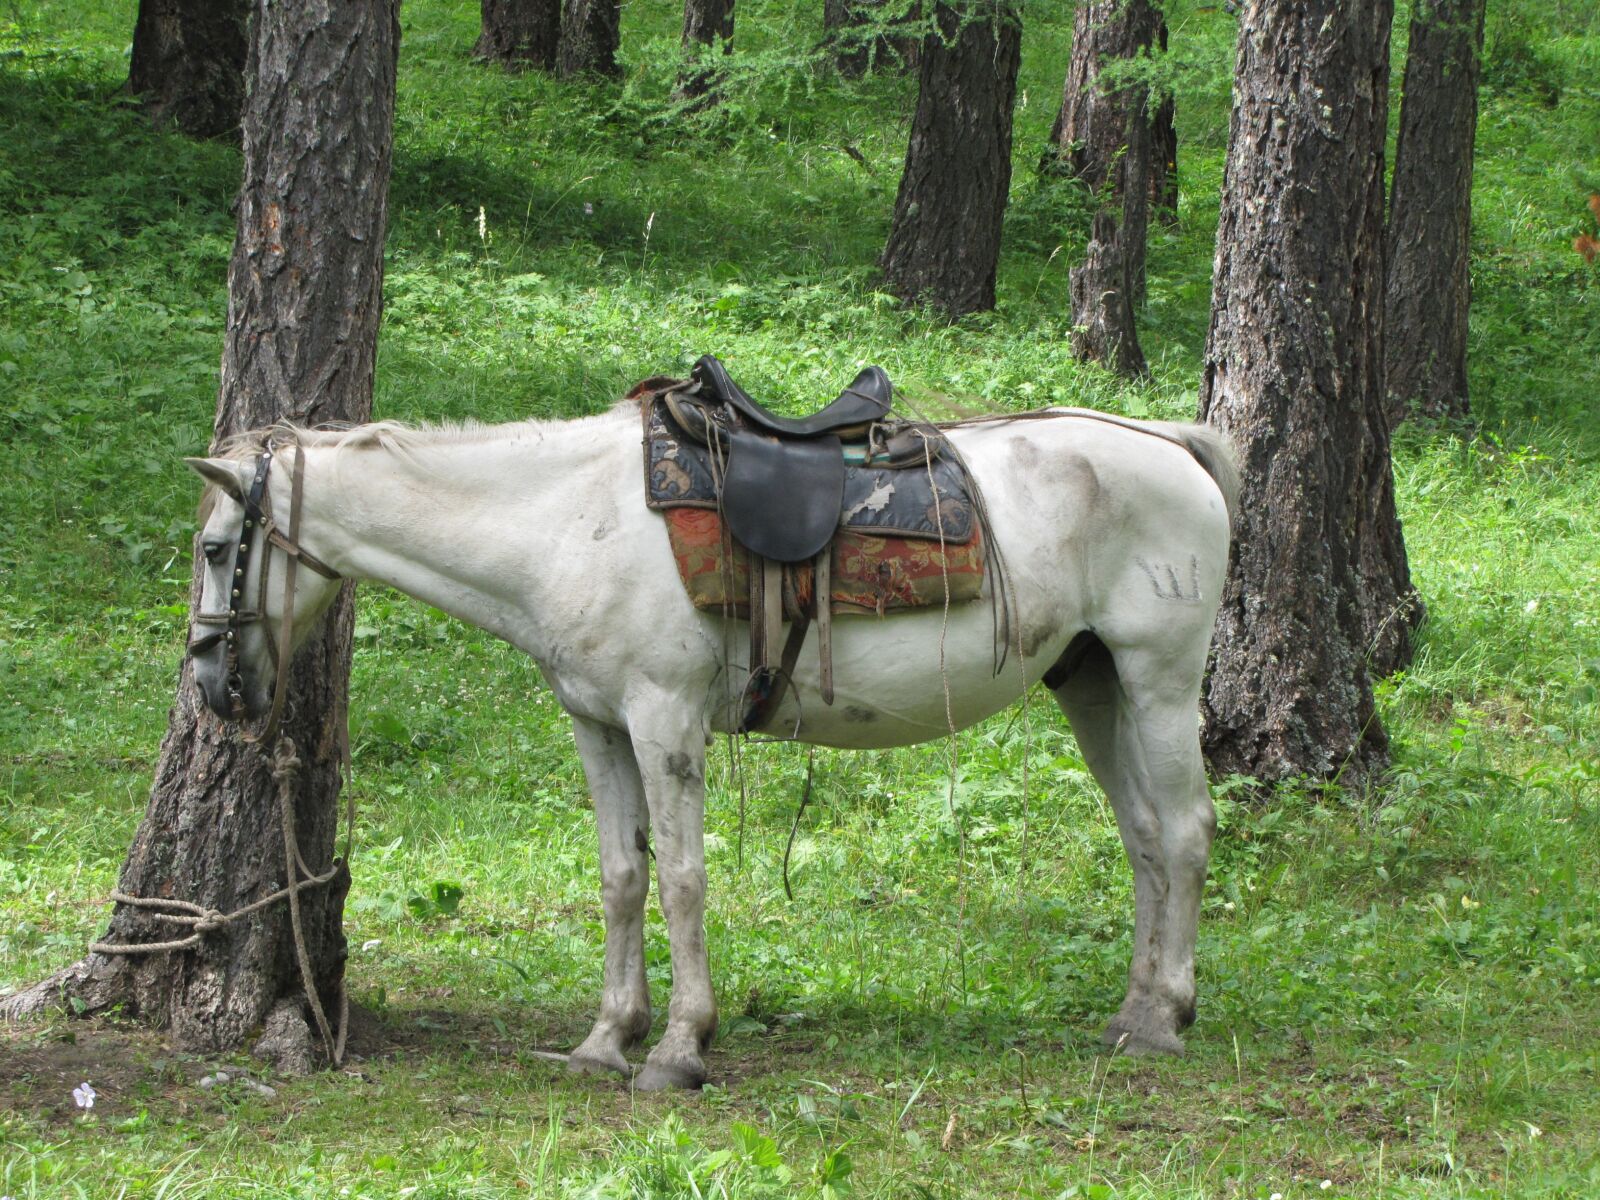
top-left (184, 457), bottom-right (245, 503)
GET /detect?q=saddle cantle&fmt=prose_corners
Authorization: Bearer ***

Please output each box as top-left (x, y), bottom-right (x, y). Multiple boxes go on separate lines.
top-left (692, 354), bottom-right (893, 439)
top-left (637, 356), bottom-right (985, 733)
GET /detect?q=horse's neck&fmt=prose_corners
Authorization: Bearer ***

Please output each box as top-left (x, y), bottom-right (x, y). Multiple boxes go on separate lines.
top-left (300, 417), bottom-right (621, 649)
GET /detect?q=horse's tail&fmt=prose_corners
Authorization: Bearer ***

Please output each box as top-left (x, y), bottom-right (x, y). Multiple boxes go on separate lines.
top-left (1158, 422), bottom-right (1241, 531)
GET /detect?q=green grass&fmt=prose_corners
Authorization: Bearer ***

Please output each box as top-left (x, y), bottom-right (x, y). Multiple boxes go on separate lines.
top-left (3, 0), bottom-right (1600, 1197)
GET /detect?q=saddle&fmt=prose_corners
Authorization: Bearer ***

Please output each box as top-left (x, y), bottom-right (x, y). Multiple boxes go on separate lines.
top-left (641, 356), bottom-right (984, 734)
top-left (671, 355), bottom-right (894, 564)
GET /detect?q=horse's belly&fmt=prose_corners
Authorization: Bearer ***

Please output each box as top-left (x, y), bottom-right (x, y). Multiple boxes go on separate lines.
top-left (730, 603), bottom-right (1040, 750)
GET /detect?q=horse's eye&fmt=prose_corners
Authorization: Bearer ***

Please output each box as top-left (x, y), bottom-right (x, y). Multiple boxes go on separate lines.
top-left (203, 542), bottom-right (229, 563)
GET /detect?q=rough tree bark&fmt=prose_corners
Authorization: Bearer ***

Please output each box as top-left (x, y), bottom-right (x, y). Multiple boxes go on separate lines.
top-left (474, 0), bottom-right (562, 71)
top-left (128, 0), bottom-right (248, 139)
top-left (1148, 15), bottom-right (1178, 226)
top-left (1386, 0), bottom-right (1486, 424)
top-left (880, 1), bottom-right (1021, 319)
top-left (557, 0), bottom-right (622, 78)
top-left (677, 0), bottom-right (735, 102)
top-left (1047, 0), bottom-right (1174, 225)
top-left (1197, 0), bottom-right (1410, 787)
top-left (1045, 0), bottom-right (1163, 193)
top-left (1049, 0), bottom-right (1159, 375)
top-left (822, 0), bottom-right (921, 77)
top-left (2, 0), bottom-right (400, 1067)
top-left (1071, 209), bottom-right (1148, 378)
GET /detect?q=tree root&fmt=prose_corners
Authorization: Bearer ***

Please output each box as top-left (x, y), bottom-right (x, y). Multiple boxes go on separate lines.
top-left (0, 955), bottom-right (130, 1024)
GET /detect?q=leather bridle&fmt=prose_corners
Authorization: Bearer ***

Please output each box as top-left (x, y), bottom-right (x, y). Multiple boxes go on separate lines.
top-left (188, 441), bottom-right (341, 745)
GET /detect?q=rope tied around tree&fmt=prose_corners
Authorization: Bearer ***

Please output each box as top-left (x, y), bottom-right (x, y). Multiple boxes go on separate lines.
top-left (88, 733), bottom-right (352, 1068)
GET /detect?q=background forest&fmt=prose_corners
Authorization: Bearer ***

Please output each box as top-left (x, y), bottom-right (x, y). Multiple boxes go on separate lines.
top-left (2, 0), bottom-right (1599, 1197)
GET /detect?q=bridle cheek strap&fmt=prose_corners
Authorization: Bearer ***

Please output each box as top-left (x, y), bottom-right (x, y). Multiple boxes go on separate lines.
top-left (246, 444), bottom-right (327, 748)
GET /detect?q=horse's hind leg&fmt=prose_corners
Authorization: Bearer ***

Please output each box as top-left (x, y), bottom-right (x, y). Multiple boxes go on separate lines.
top-left (568, 716), bottom-right (654, 1077)
top-left (1052, 636), bottom-right (1216, 1054)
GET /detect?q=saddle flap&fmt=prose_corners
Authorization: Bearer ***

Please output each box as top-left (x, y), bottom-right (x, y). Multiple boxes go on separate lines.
top-left (721, 429), bottom-right (846, 564)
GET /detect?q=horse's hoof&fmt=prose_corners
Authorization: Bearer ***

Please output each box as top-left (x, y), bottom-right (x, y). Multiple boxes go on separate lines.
top-left (634, 1059), bottom-right (705, 1091)
top-left (568, 1048), bottom-right (630, 1078)
top-left (1100, 1021), bottom-right (1185, 1056)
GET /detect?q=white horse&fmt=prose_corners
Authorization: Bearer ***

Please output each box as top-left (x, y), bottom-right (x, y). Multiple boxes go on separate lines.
top-left (185, 395), bottom-right (1237, 1090)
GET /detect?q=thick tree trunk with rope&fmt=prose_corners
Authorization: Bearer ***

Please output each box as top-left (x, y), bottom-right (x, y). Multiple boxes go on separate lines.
top-left (128, 0), bottom-right (248, 139)
top-left (1, 0), bottom-right (399, 1069)
top-left (1197, 0), bottom-right (1405, 788)
top-left (879, 0), bottom-right (1021, 319)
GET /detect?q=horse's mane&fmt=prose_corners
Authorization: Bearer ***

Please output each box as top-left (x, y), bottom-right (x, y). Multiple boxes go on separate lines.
top-left (195, 405), bottom-right (638, 522)
top-left (212, 401), bottom-right (641, 461)
top-left (211, 418), bottom-right (519, 461)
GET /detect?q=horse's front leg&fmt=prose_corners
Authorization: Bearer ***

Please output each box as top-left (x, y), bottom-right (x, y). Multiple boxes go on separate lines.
top-left (629, 713), bottom-right (716, 1091)
top-left (567, 716), bottom-right (654, 1077)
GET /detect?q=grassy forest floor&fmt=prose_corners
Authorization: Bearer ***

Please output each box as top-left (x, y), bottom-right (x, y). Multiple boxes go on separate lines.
top-left (3, 1), bottom-right (1599, 1197)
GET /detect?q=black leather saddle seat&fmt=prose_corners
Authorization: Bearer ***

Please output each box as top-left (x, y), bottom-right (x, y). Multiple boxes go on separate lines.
top-left (672, 356), bottom-right (900, 564)
top-left (692, 354), bottom-right (892, 440)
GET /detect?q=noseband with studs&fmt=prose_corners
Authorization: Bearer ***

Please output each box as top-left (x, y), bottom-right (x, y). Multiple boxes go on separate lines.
top-left (188, 441), bottom-right (341, 744)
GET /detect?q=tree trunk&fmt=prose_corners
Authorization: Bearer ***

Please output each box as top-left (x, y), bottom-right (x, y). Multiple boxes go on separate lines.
top-left (822, 0), bottom-right (921, 77)
top-left (128, 0), bottom-right (248, 139)
top-left (1197, 0), bottom-right (1403, 788)
top-left (557, 0), bottom-right (622, 78)
top-left (474, 0), bottom-right (562, 71)
top-left (1356, 383), bottom-right (1422, 681)
top-left (1071, 211), bottom-right (1148, 378)
top-left (1046, 0), bottom-right (1161, 192)
top-left (677, 0), bottom-right (735, 102)
top-left (1386, 0), bottom-right (1485, 424)
top-left (880, 1), bottom-right (1021, 320)
top-left (1148, 14), bottom-right (1178, 227)
top-left (1046, 0), bottom-right (1159, 365)
top-left (2, 0), bottom-right (400, 1065)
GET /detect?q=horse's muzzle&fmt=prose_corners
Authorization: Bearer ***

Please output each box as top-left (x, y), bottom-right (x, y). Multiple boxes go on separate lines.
top-left (191, 645), bottom-right (265, 722)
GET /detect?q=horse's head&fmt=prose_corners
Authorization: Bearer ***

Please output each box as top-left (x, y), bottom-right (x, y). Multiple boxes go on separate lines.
top-left (184, 444), bottom-right (343, 731)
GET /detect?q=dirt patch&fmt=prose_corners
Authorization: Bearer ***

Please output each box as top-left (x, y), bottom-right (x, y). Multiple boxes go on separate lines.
top-left (0, 1022), bottom-right (195, 1123)
top-left (0, 1002), bottom-right (460, 1122)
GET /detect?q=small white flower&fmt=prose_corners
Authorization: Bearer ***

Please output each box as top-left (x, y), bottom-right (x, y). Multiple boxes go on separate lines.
top-left (1525, 1121), bottom-right (1543, 1139)
top-left (1320, 1181), bottom-right (1333, 1192)
top-left (1524, 598), bottom-right (1538, 614)
top-left (1270, 1193), bottom-right (1283, 1200)
top-left (476, 206), bottom-right (487, 243)
top-left (583, 202), bottom-right (594, 216)
top-left (72, 1081), bottom-right (96, 1109)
